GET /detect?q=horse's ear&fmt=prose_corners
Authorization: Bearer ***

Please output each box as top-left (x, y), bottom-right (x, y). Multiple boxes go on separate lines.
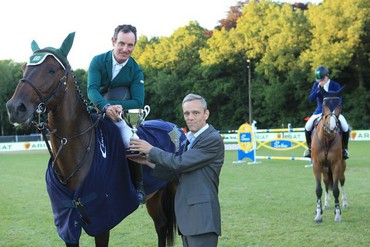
top-left (31, 40), bottom-right (40, 52)
top-left (318, 86), bottom-right (327, 97)
top-left (21, 62), bottom-right (27, 71)
top-left (59, 32), bottom-right (75, 58)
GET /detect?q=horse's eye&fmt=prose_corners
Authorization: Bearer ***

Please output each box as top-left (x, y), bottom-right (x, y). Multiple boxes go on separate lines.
top-left (49, 68), bottom-right (57, 74)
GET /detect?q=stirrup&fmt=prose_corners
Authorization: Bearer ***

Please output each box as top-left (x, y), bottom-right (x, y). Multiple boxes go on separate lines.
top-left (137, 189), bottom-right (146, 205)
top-left (343, 149), bottom-right (349, 160)
top-left (303, 149), bottom-right (311, 158)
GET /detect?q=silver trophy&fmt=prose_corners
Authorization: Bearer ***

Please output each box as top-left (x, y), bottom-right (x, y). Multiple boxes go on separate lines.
top-left (122, 105), bottom-right (150, 156)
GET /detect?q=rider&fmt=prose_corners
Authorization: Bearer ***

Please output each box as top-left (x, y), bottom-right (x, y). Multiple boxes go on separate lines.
top-left (87, 24), bottom-right (146, 204)
top-left (303, 66), bottom-right (350, 159)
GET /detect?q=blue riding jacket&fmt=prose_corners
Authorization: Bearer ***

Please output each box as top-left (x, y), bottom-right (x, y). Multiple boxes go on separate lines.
top-left (308, 80), bottom-right (342, 114)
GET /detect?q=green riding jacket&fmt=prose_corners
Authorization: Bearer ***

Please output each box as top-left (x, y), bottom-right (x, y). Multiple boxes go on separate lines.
top-left (87, 50), bottom-right (144, 111)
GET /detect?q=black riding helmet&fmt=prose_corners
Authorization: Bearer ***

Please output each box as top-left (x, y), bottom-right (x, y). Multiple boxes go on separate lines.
top-left (315, 66), bottom-right (329, 82)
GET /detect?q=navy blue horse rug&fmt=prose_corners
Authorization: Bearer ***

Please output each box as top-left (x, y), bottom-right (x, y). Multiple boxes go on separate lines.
top-left (45, 117), bottom-right (186, 244)
top-left (138, 119), bottom-right (187, 183)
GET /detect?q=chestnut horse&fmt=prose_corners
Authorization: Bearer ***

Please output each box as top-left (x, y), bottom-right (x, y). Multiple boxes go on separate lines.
top-left (311, 86), bottom-right (348, 223)
top-left (6, 33), bottom-right (185, 246)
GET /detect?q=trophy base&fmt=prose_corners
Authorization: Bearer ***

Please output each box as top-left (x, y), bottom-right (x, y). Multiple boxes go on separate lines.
top-left (125, 149), bottom-right (142, 157)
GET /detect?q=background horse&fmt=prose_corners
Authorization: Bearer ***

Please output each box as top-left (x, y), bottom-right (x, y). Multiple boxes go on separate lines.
top-left (311, 86), bottom-right (348, 222)
top-left (6, 33), bottom-right (184, 247)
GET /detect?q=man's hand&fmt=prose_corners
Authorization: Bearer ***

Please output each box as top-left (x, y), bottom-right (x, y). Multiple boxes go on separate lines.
top-left (128, 155), bottom-right (156, 168)
top-left (129, 138), bottom-right (153, 155)
top-left (129, 139), bottom-right (156, 168)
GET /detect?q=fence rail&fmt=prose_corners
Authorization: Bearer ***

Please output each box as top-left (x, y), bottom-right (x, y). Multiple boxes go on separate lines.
top-left (0, 134), bottom-right (49, 143)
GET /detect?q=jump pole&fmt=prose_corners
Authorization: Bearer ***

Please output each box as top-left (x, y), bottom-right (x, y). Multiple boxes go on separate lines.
top-left (233, 121), bottom-right (312, 167)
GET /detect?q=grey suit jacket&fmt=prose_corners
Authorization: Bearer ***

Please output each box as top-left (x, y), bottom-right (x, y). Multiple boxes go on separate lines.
top-left (148, 125), bottom-right (224, 236)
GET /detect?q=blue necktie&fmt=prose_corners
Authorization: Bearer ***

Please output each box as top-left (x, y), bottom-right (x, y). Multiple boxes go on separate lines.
top-left (187, 136), bottom-right (195, 150)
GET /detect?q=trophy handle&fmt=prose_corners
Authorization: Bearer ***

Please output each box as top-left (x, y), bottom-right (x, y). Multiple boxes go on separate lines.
top-left (143, 105), bottom-right (150, 120)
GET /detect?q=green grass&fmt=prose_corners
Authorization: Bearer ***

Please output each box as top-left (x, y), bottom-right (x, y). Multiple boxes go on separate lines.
top-left (0, 141), bottom-right (369, 246)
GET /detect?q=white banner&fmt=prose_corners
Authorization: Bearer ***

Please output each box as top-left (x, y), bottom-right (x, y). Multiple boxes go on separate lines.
top-left (0, 141), bottom-right (50, 152)
top-left (221, 130), bottom-right (370, 143)
top-left (1, 130), bottom-right (369, 153)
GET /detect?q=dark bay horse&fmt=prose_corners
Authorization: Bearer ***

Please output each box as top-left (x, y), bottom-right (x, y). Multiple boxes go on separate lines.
top-left (311, 86), bottom-right (348, 222)
top-left (6, 33), bottom-right (185, 246)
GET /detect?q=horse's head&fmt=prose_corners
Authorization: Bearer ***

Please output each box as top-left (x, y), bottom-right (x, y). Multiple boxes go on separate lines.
top-left (320, 86), bottom-right (345, 137)
top-left (6, 33), bottom-right (75, 128)
top-left (322, 98), bottom-right (340, 136)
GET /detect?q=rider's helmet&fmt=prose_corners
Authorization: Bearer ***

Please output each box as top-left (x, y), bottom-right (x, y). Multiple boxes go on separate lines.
top-left (315, 66), bottom-right (329, 82)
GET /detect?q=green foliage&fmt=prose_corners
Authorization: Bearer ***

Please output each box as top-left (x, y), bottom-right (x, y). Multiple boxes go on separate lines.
top-left (258, 3), bottom-right (311, 76)
top-left (344, 87), bottom-right (370, 129)
top-left (1, 0), bottom-right (369, 134)
top-left (0, 60), bottom-right (26, 135)
top-left (73, 68), bottom-right (88, 99)
top-left (139, 22), bottom-right (211, 126)
top-left (301, 0), bottom-right (368, 81)
top-left (200, 28), bottom-right (245, 66)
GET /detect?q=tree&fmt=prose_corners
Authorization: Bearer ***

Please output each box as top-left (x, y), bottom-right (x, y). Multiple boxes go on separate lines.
top-left (215, 1), bottom-right (245, 31)
top-left (1, 0), bottom-right (369, 134)
top-left (136, 22), bottom-right (210, 125)
top-left (200, 0), bottom-right (313, 128)
top-left (0, 60), bottom-right (27, 135)
top-left (73, 68), bottom-right (88, 99)
top-left (301, 0), bottom-right (370, 89)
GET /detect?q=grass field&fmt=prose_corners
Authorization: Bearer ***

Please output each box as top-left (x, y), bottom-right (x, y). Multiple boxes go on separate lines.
top-left (0, 142), bottom-right (369, 246)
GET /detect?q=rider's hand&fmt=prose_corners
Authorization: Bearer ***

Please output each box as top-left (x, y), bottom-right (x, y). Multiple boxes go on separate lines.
top-left (105, 105), bottom-right (123, 122)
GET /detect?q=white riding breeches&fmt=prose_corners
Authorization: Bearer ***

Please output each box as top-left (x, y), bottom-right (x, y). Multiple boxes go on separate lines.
top-left (113, 120), bottom-right (133, 148)
top-left (305, 113), bottom-right (349, 132)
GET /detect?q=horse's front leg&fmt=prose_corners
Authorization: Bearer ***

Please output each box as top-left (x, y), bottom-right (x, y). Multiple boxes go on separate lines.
top-left (314, 172), bottom-right (323, 223)
top-left (332, 179), bottom-right (342, 222)
top-left (94, 231), bottom-right (110, 247)
top-left (321, 169), bottom-right (330, 209)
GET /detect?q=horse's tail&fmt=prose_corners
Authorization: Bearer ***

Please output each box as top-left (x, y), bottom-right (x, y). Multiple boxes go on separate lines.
top-left (162, 179), bottom-right (178, 246)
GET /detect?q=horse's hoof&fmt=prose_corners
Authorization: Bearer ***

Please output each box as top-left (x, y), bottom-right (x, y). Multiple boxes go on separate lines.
top-left (334, 216), bottom-right (342, 222)
top-left (314, 216), bottom-right (322, 223)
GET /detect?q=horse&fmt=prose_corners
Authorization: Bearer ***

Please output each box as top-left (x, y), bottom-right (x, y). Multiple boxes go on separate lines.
top-left (311, 86), bottom-right (348, 223)
top-left (6, 32), bottom-right (185, 246)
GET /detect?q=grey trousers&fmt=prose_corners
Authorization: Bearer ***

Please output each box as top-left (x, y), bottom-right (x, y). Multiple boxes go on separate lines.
top-left (181, 232), bottom-right (218, 247)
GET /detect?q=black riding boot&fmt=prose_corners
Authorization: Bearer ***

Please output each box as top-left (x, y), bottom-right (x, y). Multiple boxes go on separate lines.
top-left (128, 159), bottom-right (146, 204)
top-left (303, 130), bottom-right (312, 158)
top-left (342, 131), bottom-right (350, 160)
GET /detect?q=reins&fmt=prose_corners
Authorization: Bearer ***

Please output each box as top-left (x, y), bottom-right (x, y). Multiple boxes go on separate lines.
top-left (50, 119), bottom-right (97, 185)
top-left (25, 56), bottom-right (100, 185)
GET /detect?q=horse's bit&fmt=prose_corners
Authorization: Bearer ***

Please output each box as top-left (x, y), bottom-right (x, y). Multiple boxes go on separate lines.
top-left (21, 55), bottom-right (99, 184)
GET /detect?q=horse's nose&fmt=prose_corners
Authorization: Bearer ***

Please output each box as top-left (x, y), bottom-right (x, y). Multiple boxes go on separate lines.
top-left (6, 99), bottom-right (29, 124)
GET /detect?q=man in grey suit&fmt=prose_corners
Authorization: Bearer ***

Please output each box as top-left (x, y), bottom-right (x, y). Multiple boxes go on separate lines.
top-left (130, 93), bottom-right (224, 247)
